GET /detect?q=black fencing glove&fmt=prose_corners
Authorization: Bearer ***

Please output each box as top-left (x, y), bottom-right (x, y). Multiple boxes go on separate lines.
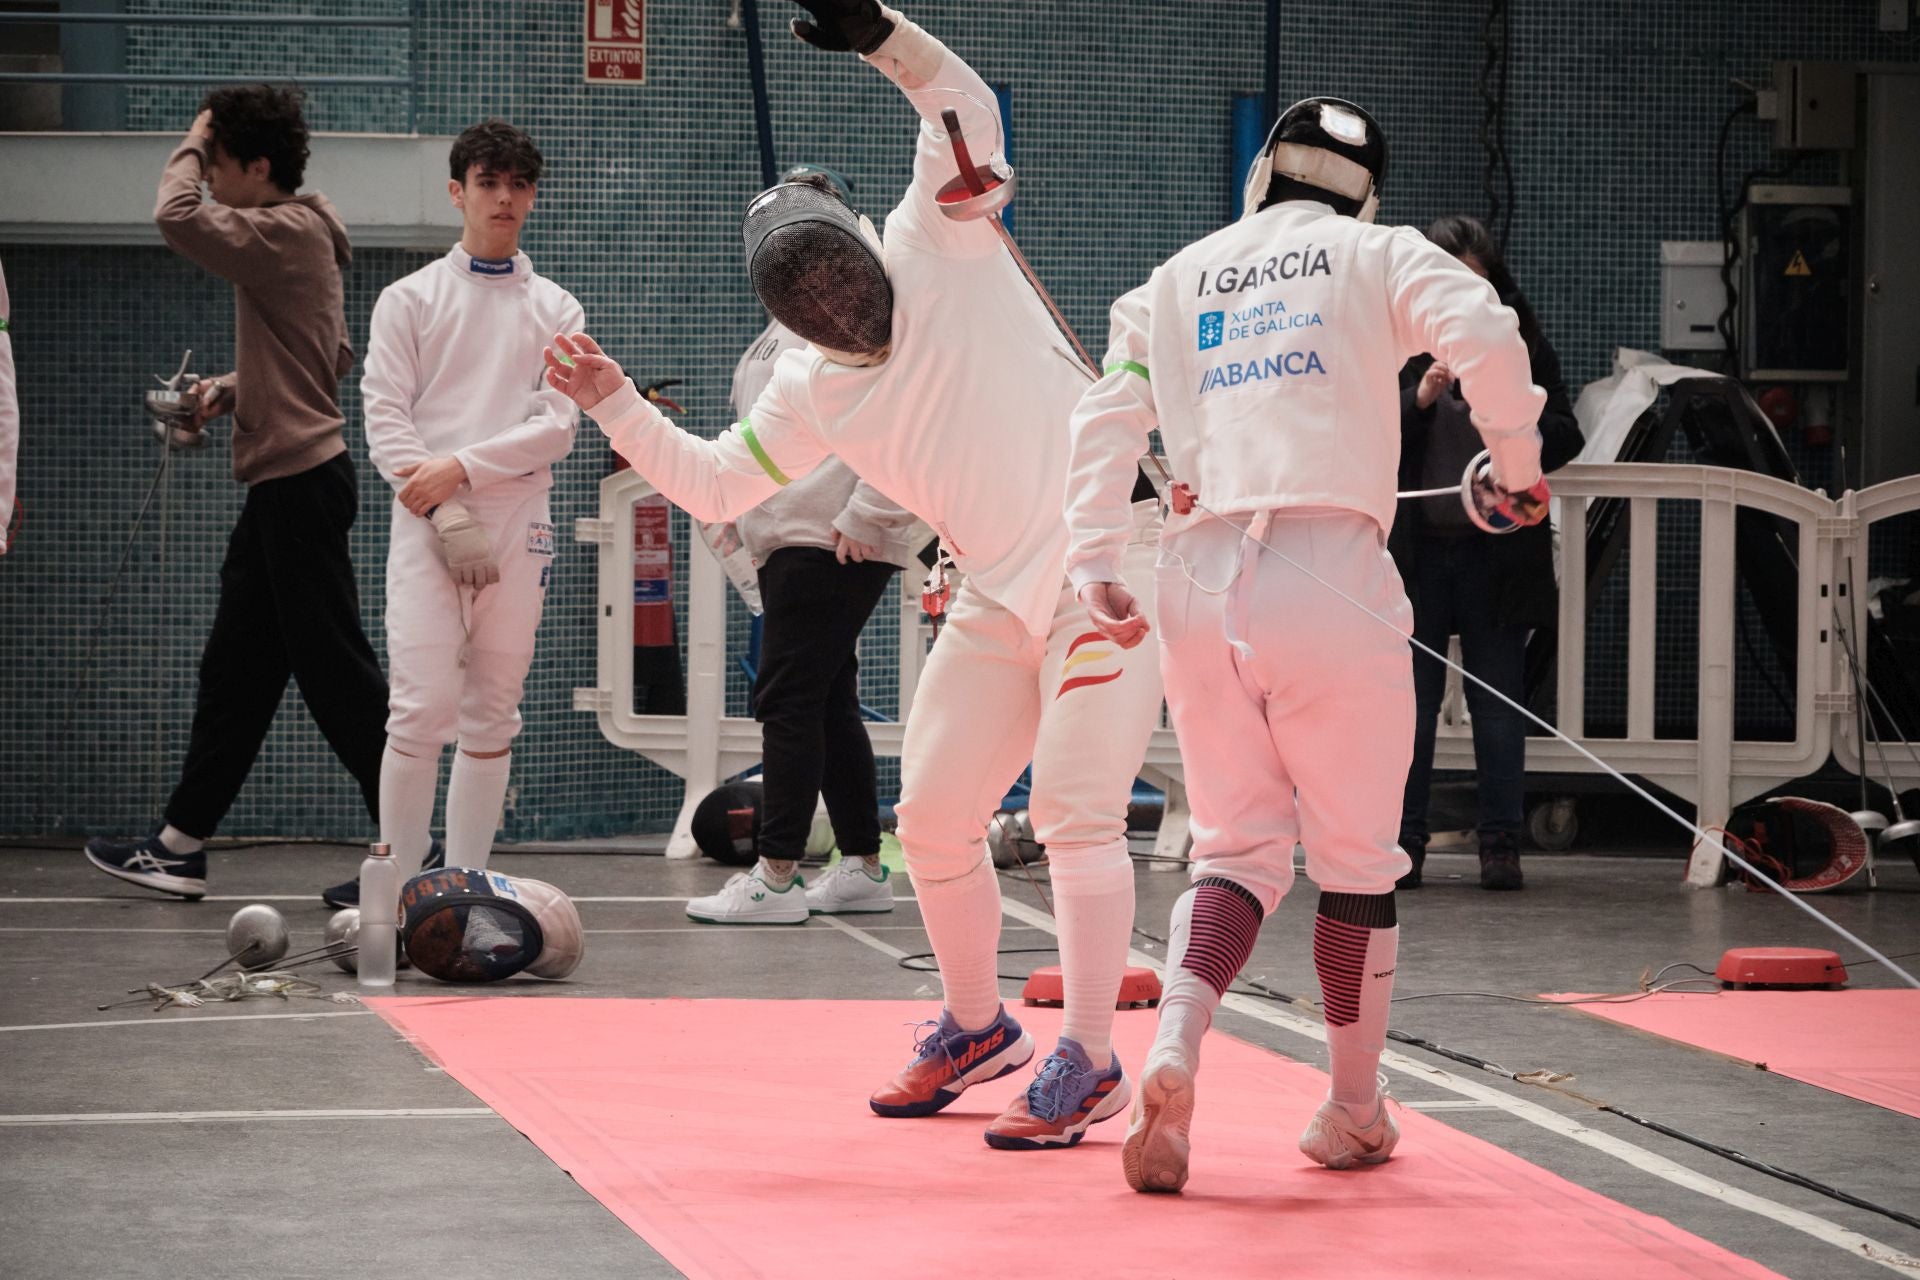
top-left (790, 0), bottom-right (894, 54)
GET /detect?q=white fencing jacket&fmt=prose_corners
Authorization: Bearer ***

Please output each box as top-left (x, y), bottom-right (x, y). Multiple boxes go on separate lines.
top-left (1065, 201), bottom-right (1545, 590)
top-left (363, 246), bottom-right (583, 500)
top-left (587, 22), bottom-right (1087, 636)
top-left (727, 318), bottom-right (920, 569)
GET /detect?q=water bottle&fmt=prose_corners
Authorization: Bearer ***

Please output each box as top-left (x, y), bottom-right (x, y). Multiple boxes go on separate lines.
top-left (357, 843), bottom-right (400, 990)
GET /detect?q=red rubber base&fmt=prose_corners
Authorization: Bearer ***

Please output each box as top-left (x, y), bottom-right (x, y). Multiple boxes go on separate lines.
top-left (1021, 964), bottom-right (1162, 1009)
top-left (1714, 946), bottom-right (1847, 988)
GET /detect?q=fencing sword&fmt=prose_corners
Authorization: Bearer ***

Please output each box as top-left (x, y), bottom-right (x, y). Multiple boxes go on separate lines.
top-left (930, 110), bottom-right (1920, 989)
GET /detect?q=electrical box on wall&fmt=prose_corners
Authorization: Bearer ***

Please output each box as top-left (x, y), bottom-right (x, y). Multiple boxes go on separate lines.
top-left (1772, 61), bottom-right (1857, 150)
top-left (1742, 185), bottom-right (1851, 382)
top-left (1660, 242), bottom-right (1729, 351)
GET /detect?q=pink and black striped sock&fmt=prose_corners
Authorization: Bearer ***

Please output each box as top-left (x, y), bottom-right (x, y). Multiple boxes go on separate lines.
top-left (1155, 877), bottom-right (1265, 1062)
top-left (1312, 890), bottom-right (1399, 1106)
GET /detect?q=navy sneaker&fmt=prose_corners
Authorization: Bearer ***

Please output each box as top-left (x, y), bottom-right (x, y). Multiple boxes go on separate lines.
top-left (869, 1007), bottom-right (1035, 1118)
top-left (321, 839), bottom-right (444, 908)
top-left (85, 833), bottom-right (207, 900)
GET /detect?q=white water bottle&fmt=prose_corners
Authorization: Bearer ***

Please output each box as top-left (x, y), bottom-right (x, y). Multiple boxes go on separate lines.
top-left (357, 843), bottom-right (400, 990)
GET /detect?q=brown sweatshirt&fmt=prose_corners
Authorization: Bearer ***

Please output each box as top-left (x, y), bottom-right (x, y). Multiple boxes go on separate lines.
top-left (154, 136), bottom-right (355, 485)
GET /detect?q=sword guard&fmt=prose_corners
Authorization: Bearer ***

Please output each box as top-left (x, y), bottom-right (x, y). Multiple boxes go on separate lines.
top-left (1168, 482), bottom-right (1198, 516)
top-left (920, 551), bottom-right (954, 627)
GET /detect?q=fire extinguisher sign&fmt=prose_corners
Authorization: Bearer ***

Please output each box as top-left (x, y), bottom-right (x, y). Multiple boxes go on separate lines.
top-left (586, 0), bottom-right (646, 86)
top-left (632, 494), bottom-right (674, 646)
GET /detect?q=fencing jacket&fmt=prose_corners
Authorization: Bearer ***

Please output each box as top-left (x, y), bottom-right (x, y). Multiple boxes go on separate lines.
top-left (728, 318), bottom-right (921, 569)
top-left (1064, 200), bottom-right (1546, 590)
top-left (587, 25), bottom-right (1086, 636)
top-left (364, 246), bottom-right (583, 499)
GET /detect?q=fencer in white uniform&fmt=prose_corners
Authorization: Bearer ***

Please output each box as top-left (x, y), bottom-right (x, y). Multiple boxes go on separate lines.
top-left (352, 121), bottom-right (583, 899)
top-left (546, 1), bottom-right (1165, 1152)
top-left (1063, 98), bottom-right (1550, 1193)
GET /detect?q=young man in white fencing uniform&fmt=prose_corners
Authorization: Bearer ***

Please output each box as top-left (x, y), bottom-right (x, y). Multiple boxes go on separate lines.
top-left (687, 179), bottom-right (924, 923)
top-left (329, 120), bottom-right (583, 906)
top-left (545, 1), bottom-right (1165, 1152)
top-left (1062, 98), bottom-right (1550, 1193)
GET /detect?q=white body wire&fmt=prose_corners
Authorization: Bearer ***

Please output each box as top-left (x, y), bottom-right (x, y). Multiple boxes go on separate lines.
top-left (1180, 495), bottom-right (1920, 989)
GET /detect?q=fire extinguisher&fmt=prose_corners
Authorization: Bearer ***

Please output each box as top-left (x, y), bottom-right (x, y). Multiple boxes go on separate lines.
top-left (617, 379), bottom-right (687, 714)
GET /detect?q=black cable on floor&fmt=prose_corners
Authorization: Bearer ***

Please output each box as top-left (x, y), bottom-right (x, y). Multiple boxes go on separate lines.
top-left (1595, 1103), bottom-right (1920, 1233)
top-left (895, 947), bottom-right (1058, 985)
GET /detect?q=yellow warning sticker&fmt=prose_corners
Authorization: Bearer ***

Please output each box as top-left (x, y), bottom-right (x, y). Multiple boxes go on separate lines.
top-left (1785, 250), bottom-right (1812, 277)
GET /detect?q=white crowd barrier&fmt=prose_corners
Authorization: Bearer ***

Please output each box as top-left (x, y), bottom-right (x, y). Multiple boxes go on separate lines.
top-left (577, 463), bottom-right (1918, 880)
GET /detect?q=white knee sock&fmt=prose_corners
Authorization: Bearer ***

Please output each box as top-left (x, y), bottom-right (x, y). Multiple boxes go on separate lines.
top-left (444, 749), bottom-right (511, 870)
top-left (910, 856), bottom-right (1003, 1030)
top-left (1048, 838), bottom-right (1135, 1064)
top-left (378, 741), bottom-right (441, 879)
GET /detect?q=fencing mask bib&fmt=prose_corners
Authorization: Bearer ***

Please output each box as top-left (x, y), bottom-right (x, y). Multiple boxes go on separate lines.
top-left (400, 867), bottom-right (585, 981)
top-left (742, 179), bottom-right (892, 360)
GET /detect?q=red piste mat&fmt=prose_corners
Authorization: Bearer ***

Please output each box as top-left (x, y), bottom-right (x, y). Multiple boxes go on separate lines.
top-left (367, 997), bottom-right (1780, 1280)
top-left (1549, 989), bottom-right (1920, 1118)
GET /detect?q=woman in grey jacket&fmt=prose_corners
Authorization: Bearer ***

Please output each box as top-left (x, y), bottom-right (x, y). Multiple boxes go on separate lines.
top-left (685, 302), bottom-right (921, 926)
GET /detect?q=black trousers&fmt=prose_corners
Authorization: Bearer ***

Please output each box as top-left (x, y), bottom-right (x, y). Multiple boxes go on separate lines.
top-left (1398, 534), bottom-right (1529, 849)
top-left (165, 452), bottom-right (389, 838)
top-left (752, 547), bottom-right (898, 861)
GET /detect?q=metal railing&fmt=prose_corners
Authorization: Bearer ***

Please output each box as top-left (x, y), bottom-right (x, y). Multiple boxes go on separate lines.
top-left (0, 8), bottom-right (417, 132)
top-left (578, 462), bottom-right (1916, 871)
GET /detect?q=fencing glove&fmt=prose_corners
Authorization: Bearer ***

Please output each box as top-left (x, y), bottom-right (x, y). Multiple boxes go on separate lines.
top-left (790, 0), bottom-right (894, 53)
top-left (429, 499), bottom-right (500, 588)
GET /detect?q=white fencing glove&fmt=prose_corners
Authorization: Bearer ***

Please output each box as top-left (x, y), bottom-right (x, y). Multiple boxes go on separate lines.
top-left (429, 499), bottom-right (499, 588)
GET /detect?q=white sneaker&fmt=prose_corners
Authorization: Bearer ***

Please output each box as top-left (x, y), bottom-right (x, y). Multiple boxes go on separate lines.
top-left (685, 867), bottom-right (809, 925)
top-left (804, 859), bottom-right (894, 915)
top-left (1122, 1044), bottom-right (1197, 1193)
top-left (1299, 1075), bottom-right (1399, 1169)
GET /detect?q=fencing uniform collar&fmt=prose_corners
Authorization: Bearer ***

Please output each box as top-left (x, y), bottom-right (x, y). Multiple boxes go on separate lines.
top-left (447, 244), bottom-right (533, 283)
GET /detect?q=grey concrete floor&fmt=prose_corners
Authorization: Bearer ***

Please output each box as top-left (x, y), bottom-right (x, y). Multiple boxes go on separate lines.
top-left (1, 832), bottom-right (1917, 1280)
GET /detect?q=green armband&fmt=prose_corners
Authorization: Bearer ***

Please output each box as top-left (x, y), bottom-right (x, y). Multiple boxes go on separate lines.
top-left (739, 419), bottom-right (791, 486)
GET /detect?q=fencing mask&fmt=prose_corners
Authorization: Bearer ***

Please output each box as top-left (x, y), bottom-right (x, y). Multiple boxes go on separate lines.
top-left (400, 867), bottom-right (585, 982)
top-left (1243, 97), bottom-right (1387, 222)
top-left (691, 781), bottom-right (764, 867)
top-left (1723, 797), bottom-right (1868, 893)
top-left (742, 178), bottom-right (892, 361)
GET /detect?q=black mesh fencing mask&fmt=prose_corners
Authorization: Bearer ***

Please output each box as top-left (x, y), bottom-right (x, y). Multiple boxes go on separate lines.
top-left (400, 867), bottom-right (584, 982)
top-left (742, 180), bottom-right (892, 359)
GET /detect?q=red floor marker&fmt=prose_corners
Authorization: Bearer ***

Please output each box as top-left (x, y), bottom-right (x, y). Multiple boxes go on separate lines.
top-left (368, 997), bottom-right (1783, 1280)
top-left (1550, 989), bottom-right (1920, 1118)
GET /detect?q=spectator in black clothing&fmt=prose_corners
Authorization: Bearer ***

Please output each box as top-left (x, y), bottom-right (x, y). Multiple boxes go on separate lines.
top-left (1392, 216), bottom-right (1584, 891)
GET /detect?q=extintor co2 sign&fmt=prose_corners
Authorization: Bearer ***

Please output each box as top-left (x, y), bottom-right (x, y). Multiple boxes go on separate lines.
top-left (586, 0), bottom-right (646, 85)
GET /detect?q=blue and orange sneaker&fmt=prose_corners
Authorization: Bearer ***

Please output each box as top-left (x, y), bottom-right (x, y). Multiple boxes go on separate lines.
top-left (984, 1037), bottom-right (1132, 1150)
top-left (869, 1007), bottom-right (1035, 1118)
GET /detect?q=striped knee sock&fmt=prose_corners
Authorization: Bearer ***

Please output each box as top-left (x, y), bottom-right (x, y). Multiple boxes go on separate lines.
top-left (1156, 877), bottom-right (1265, 1062)
top-left (1312, 890), bottom-right (1399, 1106)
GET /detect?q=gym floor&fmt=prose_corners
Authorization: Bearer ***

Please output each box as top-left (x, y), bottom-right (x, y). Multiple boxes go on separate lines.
top-left (2, 830), bottom-right (1916, 1279)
